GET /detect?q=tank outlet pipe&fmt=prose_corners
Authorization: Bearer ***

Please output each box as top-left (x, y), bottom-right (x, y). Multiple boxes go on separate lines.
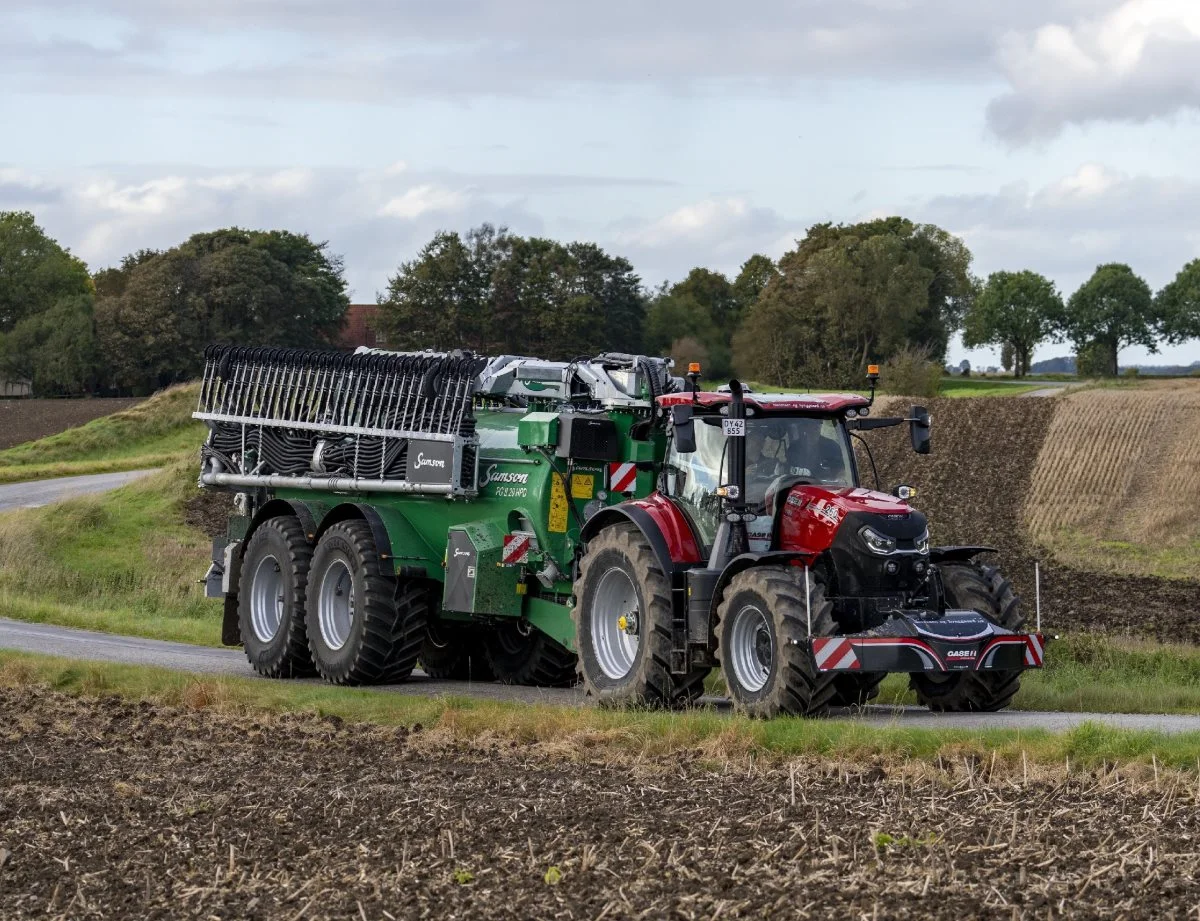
top-left (199, 471), bottom-right (455, 496)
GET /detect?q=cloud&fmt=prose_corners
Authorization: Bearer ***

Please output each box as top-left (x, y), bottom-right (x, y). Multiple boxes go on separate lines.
top-left (378, 184), bottom-right (468, 220)
top-left (988, 0), bottom-right (1200, 142)
top-left (916, 163), bottom-right (1200, 292)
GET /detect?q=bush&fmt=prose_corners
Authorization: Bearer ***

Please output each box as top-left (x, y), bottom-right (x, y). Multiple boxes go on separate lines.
top-left (669, 336), bottom-right (709, 375)
top-left (882, 345), bottom-right (942, 398)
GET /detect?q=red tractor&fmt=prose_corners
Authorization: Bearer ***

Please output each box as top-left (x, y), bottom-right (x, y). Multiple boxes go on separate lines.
top-left (573, 369), bottom-right (1045, 717)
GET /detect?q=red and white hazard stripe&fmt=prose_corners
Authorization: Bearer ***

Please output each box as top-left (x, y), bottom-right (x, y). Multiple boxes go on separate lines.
top-left (1024, 634), bottom-right (1045, 667)
top-left (608, 462), bottom-right (637, 494)
top-left (812, 637), bottom-right (860, 671)
top-left (501, 533), bottom-right (532, 566)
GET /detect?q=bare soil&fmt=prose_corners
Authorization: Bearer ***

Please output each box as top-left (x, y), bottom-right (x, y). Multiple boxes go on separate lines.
top-left (869, 398), bottom-right (1200, 644)
top-left (0, 399), bottom-right (141, 451)
top-left (2, 688), bottom-right (1198, 920)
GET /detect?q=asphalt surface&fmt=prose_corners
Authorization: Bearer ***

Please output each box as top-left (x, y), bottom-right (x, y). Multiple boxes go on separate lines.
top-left (3, 618), bottom-right (1199, 733)
top-left (0, 469), bottom-right (159, 511)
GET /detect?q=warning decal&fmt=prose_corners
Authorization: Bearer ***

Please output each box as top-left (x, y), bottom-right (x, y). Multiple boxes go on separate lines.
top-left (571, 473), bottom-right (594, 500)
top-left (549, 473), bottom-right (569, 533)
top-left (608, 462), bottom-right (637, 494)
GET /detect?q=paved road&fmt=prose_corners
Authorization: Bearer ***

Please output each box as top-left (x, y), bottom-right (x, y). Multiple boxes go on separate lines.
top-left (0, 469), bottom-right (159, 511)
top-left (3, 618), bottom-right (1199, 733)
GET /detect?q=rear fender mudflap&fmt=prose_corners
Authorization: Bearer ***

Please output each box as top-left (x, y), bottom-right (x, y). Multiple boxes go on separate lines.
top-left (810, 613), bottom-right (1048, 673)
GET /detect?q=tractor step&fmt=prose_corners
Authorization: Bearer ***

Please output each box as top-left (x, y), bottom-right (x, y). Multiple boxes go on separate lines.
top-left (810, 611), bottom-right (1048, 673)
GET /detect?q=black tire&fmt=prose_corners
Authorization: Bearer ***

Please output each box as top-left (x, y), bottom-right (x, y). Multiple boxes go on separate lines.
top-left (305, 520), bottom-right (427, 685)
top-left (237, 516), bottom-right (314, 678)
top-left (715, 566), bottom-right (836, 718)
top-left (481, 622), bottom-right (578, 687)
top-left (910, 563), bottom-right (1023, 712)
top-left (420, 622), bottom-right (495, 681)
top-left (828, 672), bottom-right (886, 707)
top-left (574, 524), bottom-right (710, 708)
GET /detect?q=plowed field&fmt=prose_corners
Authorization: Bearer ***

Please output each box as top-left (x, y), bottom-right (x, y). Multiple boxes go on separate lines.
top-left (0, 398), bottom-right (141, 451)
top-left (2, 688), bottom-right (1198, 920)
top-left (870, 396), bottom-right (1200, 643)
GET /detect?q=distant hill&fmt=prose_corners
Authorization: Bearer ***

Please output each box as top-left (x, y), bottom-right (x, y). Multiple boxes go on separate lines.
top-left (1031, 355), bottom-right (1200, 376)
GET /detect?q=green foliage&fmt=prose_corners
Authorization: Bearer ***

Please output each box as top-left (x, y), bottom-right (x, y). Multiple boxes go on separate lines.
top-left (0, 294), bottom-right (98, 395)
top-left (732, 254), bottom-right (778, 314)
top-left (0, 211), bottom-right (92, 333)
top-left (732, 218), bottom-right (974, 389)
top-left (964, 270), bottom-right (1063, 377)
top-left (1156, 258), bottom-right (1200, 345)
top-left (1000, 341), bottom-right (1014, 372)
top-left (94, 228), bottom-right (349, 393)
top-left (543, 866), bottom-right (563, 885)
top-left (644, 268), bottom-right (735, 376)
top-left (1062, 264), bottom-right (1156, 377)
top-left (378, 225), bottom-right (643, 360)
top-left (881, 345), bottom-right (942, 398)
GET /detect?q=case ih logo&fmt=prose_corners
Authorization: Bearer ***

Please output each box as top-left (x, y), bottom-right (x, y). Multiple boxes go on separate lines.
top-left (485, 465), bottom-right (530, 485)
top-left (946, 649), bottom-right (977, 659)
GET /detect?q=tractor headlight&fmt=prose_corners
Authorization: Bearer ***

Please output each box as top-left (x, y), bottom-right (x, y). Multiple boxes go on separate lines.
top-left (859, 526), bottom-right (897, 556)
top-left (915, 529), bottom-right (930, 555)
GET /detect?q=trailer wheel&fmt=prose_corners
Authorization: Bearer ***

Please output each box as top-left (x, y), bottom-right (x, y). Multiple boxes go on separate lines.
top-left (715, 566), bottom-right (837, 718)
top-left (575, 524), bottom-right (710, 708)
top-left (238, 515), bottom-right (314, 678)
top-left (481, 623), bottom-right (577, 687)
top-left (911, 563), bottom-right (1023, 712)
top-left (305, 520), bottom-right (427, 685)
top-left (420, 622), bottom-right (494, 681)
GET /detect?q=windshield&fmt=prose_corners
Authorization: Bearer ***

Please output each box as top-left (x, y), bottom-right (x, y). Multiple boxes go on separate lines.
top-left (665, 415), bottom-right (855, 536)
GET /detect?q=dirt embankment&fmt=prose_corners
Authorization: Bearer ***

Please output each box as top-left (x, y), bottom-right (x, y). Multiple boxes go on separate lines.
top-left (868, 397), bottom-right (1200, 643)
top-left (2, 688), bottom-right (1197, 920)
top-left (0, 398), bottom-right (141, 451)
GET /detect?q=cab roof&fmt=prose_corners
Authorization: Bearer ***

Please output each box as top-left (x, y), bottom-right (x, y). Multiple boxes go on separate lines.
top-left (657, 390), bottom-right (871, 413)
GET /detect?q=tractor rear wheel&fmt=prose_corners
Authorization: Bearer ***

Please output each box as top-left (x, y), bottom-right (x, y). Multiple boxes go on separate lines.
top-left (574, 523), bottom-right (709, 708)
top-left (305, 520), bottom-right (426, 685)
top-left (910, 562), bottom-right (1023, 712)
top-left (238, 515), bottom-right (314, 679)
top-left (481, 622), bottom-right (577, 687)
top-left (715, 566), bottom-right (837, 718)
top-left (420, 622), bottom-right (494, 681)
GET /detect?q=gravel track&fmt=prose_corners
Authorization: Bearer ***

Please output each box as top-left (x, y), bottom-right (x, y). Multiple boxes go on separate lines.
top-left (1, 687), bottom-right (1197, 920)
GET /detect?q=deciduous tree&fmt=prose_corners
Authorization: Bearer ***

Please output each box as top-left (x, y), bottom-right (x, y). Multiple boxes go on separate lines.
top-left (963, 270), bottom-right (1063, 377)
top-left (1156, 258), bottom-right (1200, 345)
top-left (1061, 264), bottom-right (1156, 377)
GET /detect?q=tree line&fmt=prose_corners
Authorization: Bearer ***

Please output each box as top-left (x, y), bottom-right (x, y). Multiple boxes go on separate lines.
top-left (2, 208), bottom-right (1199, 396)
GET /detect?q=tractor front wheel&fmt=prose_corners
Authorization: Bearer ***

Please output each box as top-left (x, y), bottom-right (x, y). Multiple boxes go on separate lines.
top-left (910, 562), bottom-right (1023, 712)
top-left (574, 524), bottom-right (709, 708)
top-left (715, 566), bottom-right (837, 718)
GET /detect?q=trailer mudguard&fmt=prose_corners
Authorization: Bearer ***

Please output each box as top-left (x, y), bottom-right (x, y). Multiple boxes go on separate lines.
top-left (245, 498), bottom-right (325, 547)
top-left (315, 503), bottom-right (440, 578)
top-left (930, 545), bottom-right (997, 564)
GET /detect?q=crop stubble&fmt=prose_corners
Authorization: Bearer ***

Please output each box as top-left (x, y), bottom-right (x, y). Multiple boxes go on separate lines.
top-left (1, 688), bottom-right (1198, 920)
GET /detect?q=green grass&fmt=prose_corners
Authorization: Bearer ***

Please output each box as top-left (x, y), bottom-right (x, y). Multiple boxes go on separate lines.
top-left (3, 649), bottom-right (1198, 772)
top-left (1034, 527), bottom-right (1200, 582)
top-left (0, 459), bottom-right (216, 646)
top-left (0, 383), bottom-right (204, 484)
top-left (937, 378), bottom-right (1045, 397)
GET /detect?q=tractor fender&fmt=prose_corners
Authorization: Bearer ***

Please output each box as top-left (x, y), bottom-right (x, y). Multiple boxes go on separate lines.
top-left (930, 545), bottom-right (996, 565)
top-left (580, 498), bottom-right (703, 579)
top-left (707, 551), bottom-right (819, 623)
top-left (314, 503), bottom-right (439, 578)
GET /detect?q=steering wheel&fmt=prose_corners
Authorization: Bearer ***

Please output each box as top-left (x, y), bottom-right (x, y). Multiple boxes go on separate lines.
top-left (761, 473), bottom-right (814, 515)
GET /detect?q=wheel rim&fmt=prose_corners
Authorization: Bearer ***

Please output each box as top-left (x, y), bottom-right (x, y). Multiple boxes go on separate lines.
top-left (728, 603), bottom-right (773, 693)
top-left (590, 566), bottom-right (640, 680)
top-left (249, 554), bottom-right (285, 643)
top-left (318, 559), bottom-right (355, 651)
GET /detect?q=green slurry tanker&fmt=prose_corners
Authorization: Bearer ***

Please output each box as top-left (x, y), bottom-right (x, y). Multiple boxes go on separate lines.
top-left (197, 347), bottom-right (1047, 717)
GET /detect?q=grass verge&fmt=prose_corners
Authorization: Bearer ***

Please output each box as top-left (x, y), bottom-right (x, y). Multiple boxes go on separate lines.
top-left (0, 383), bottom-right (204, 483)
top-left (1033, 526), bottom-right (1200, 583)
top-left (2, 649), bottom-right (1198, 772)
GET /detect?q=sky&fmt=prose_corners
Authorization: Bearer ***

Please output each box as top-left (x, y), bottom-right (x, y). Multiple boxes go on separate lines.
top-left (3, 0), bottom-right (1200, 369)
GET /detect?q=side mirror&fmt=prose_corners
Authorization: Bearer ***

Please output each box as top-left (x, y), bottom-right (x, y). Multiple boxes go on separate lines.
top-left (909, 405), bottom-right (931, 455)
top-left (671, 405), bottom-right (697, 454)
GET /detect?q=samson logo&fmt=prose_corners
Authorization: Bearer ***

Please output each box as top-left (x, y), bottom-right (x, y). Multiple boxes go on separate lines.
top-left (453, 548), bottom-right (471, 558)
top-left (485, 464), bottom-right (529, 485)
top-left (946, 649), bottom-right (977, 659)
top-left (415, 452), bottom-right (446, 470)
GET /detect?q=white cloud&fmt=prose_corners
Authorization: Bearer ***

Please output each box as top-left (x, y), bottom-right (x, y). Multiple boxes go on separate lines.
top-left (988, 0), bottom-right (1200, 142)
top-left (378, 184), bottom-right (467, 220)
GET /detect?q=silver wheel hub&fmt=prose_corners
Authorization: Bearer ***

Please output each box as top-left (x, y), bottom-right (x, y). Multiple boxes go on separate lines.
top-left (249, 554), bottom-right (286, 643)
top-left (590, 566), bottom-right (640, 680)
top-left (318, 559), bottom-right (355, 651)
top-left (728, 603), bottom-right (773, 693)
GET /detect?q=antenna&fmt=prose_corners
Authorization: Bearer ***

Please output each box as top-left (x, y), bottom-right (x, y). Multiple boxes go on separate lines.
top-left (805, 566), bottom-right (812, 636)
top-left (1035, 562), bottom-right (1042, 633)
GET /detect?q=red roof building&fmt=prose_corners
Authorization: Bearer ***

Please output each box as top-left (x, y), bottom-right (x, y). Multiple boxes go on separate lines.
top-left (337, 304), bottom-right (383, 350)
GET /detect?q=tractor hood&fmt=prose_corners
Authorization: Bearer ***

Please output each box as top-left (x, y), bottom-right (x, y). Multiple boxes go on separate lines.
top-left (778, 483), bottom-right (928, 560)
top-left (782, 484), bottom-right (915, 521)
